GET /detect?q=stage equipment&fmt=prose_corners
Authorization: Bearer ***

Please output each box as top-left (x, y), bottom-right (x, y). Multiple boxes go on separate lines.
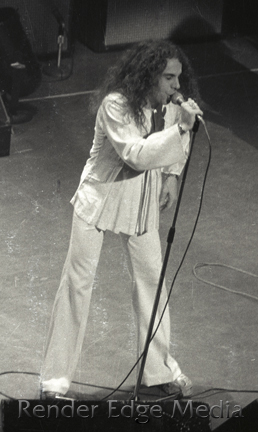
top-left (222, 0), bottom-right (258, 36)
top-left (0, 7), bottom-right (41, 123)
top-left (214, 398), bottom-right (258, 431)
top-left (74, 0), bottom-right (224, 52)
top-left (0, 91), bottom-right (11, 156)
top-left (0, 0), bottom-right (73, 57)
top-left (2, 398), bottom-right (211, 431)
top-left (132, 115), bottom-right (201, 401)
top-left (42, 2), bottom-right (73, 80)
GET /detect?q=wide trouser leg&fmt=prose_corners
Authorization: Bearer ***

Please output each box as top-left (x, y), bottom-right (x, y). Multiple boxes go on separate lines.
top-left (120, 230), bottom-right (181, 387)
top-left (41, 212), bottom-right (104, 395)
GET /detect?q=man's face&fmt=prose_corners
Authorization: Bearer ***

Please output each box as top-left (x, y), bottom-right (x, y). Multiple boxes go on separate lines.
top-left (149, 58), bottom-right (182, 107)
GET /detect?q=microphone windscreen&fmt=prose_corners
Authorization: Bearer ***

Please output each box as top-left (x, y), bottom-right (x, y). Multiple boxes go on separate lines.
top-left (171, 92), bottom-right (185, 106)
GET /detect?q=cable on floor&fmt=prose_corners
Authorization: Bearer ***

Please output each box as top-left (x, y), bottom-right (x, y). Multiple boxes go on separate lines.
top-left (193, 263), bottom-right (258, 301)
top-left (1, 370), bottom-right (258, 402)
top-left (155, 387), bottom-right (258, 402)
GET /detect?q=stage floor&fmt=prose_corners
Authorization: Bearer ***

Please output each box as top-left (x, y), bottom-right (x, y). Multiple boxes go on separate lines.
top-left (1, 35), bottom-right (258, 430)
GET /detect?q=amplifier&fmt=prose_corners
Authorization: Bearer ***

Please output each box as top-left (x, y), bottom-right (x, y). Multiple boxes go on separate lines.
top-left (75, 0), bottom-right (224, 52)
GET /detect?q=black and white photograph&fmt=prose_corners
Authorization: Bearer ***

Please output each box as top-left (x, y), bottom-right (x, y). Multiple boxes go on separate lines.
top-left (0, 1), bottom-right (258, 431)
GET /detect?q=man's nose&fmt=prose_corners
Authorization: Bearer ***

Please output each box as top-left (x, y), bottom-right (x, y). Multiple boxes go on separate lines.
top-left (175, 78), bottom-right (180, 90)
top-left (172, 77), bottom-right (180, 89)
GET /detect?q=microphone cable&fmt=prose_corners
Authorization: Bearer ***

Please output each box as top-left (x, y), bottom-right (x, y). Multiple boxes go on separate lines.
top-left (1, 370), bottom-right (258, 402)
top-left (193, 263), bottom-right (258, 301)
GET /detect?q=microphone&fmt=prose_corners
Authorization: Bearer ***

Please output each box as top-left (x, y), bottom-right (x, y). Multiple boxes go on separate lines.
top-left (171, 91), bottom-right (204, 123)
top-left (52, 6), bottom-right (65, 30)
top-left (171, 92), bottom-right (185, 106)
top-left (39, 1), bottom-right (65, 33)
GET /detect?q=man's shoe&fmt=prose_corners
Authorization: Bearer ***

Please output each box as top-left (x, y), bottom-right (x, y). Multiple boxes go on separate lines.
top-left (159, 373), bottom-right (193, 397)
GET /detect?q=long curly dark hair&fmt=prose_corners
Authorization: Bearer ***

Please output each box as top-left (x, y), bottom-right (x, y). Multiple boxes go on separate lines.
top-left (92, 40), bottom-right (199, 127)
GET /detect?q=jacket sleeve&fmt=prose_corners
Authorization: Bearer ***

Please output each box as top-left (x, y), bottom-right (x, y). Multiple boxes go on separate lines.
top-left (100, 94), bottom-right (190, 172)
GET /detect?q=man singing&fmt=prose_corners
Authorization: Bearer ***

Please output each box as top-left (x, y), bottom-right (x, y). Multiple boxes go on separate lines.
top-left (40, 40), bottom-right (203, 399)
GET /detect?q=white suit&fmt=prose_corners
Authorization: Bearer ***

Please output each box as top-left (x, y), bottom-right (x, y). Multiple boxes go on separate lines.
top-left (41, 93), bottom-right (190, 395)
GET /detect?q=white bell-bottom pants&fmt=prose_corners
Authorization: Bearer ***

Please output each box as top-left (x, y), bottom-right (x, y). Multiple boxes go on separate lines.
top-left (41, 212), bottom-right (181, 394)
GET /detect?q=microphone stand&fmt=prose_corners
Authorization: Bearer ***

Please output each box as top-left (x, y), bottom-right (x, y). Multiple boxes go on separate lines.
top-left (43, 9), bottom-right (71, 80)
top-left (132, 118), bottom-right (200, 401)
